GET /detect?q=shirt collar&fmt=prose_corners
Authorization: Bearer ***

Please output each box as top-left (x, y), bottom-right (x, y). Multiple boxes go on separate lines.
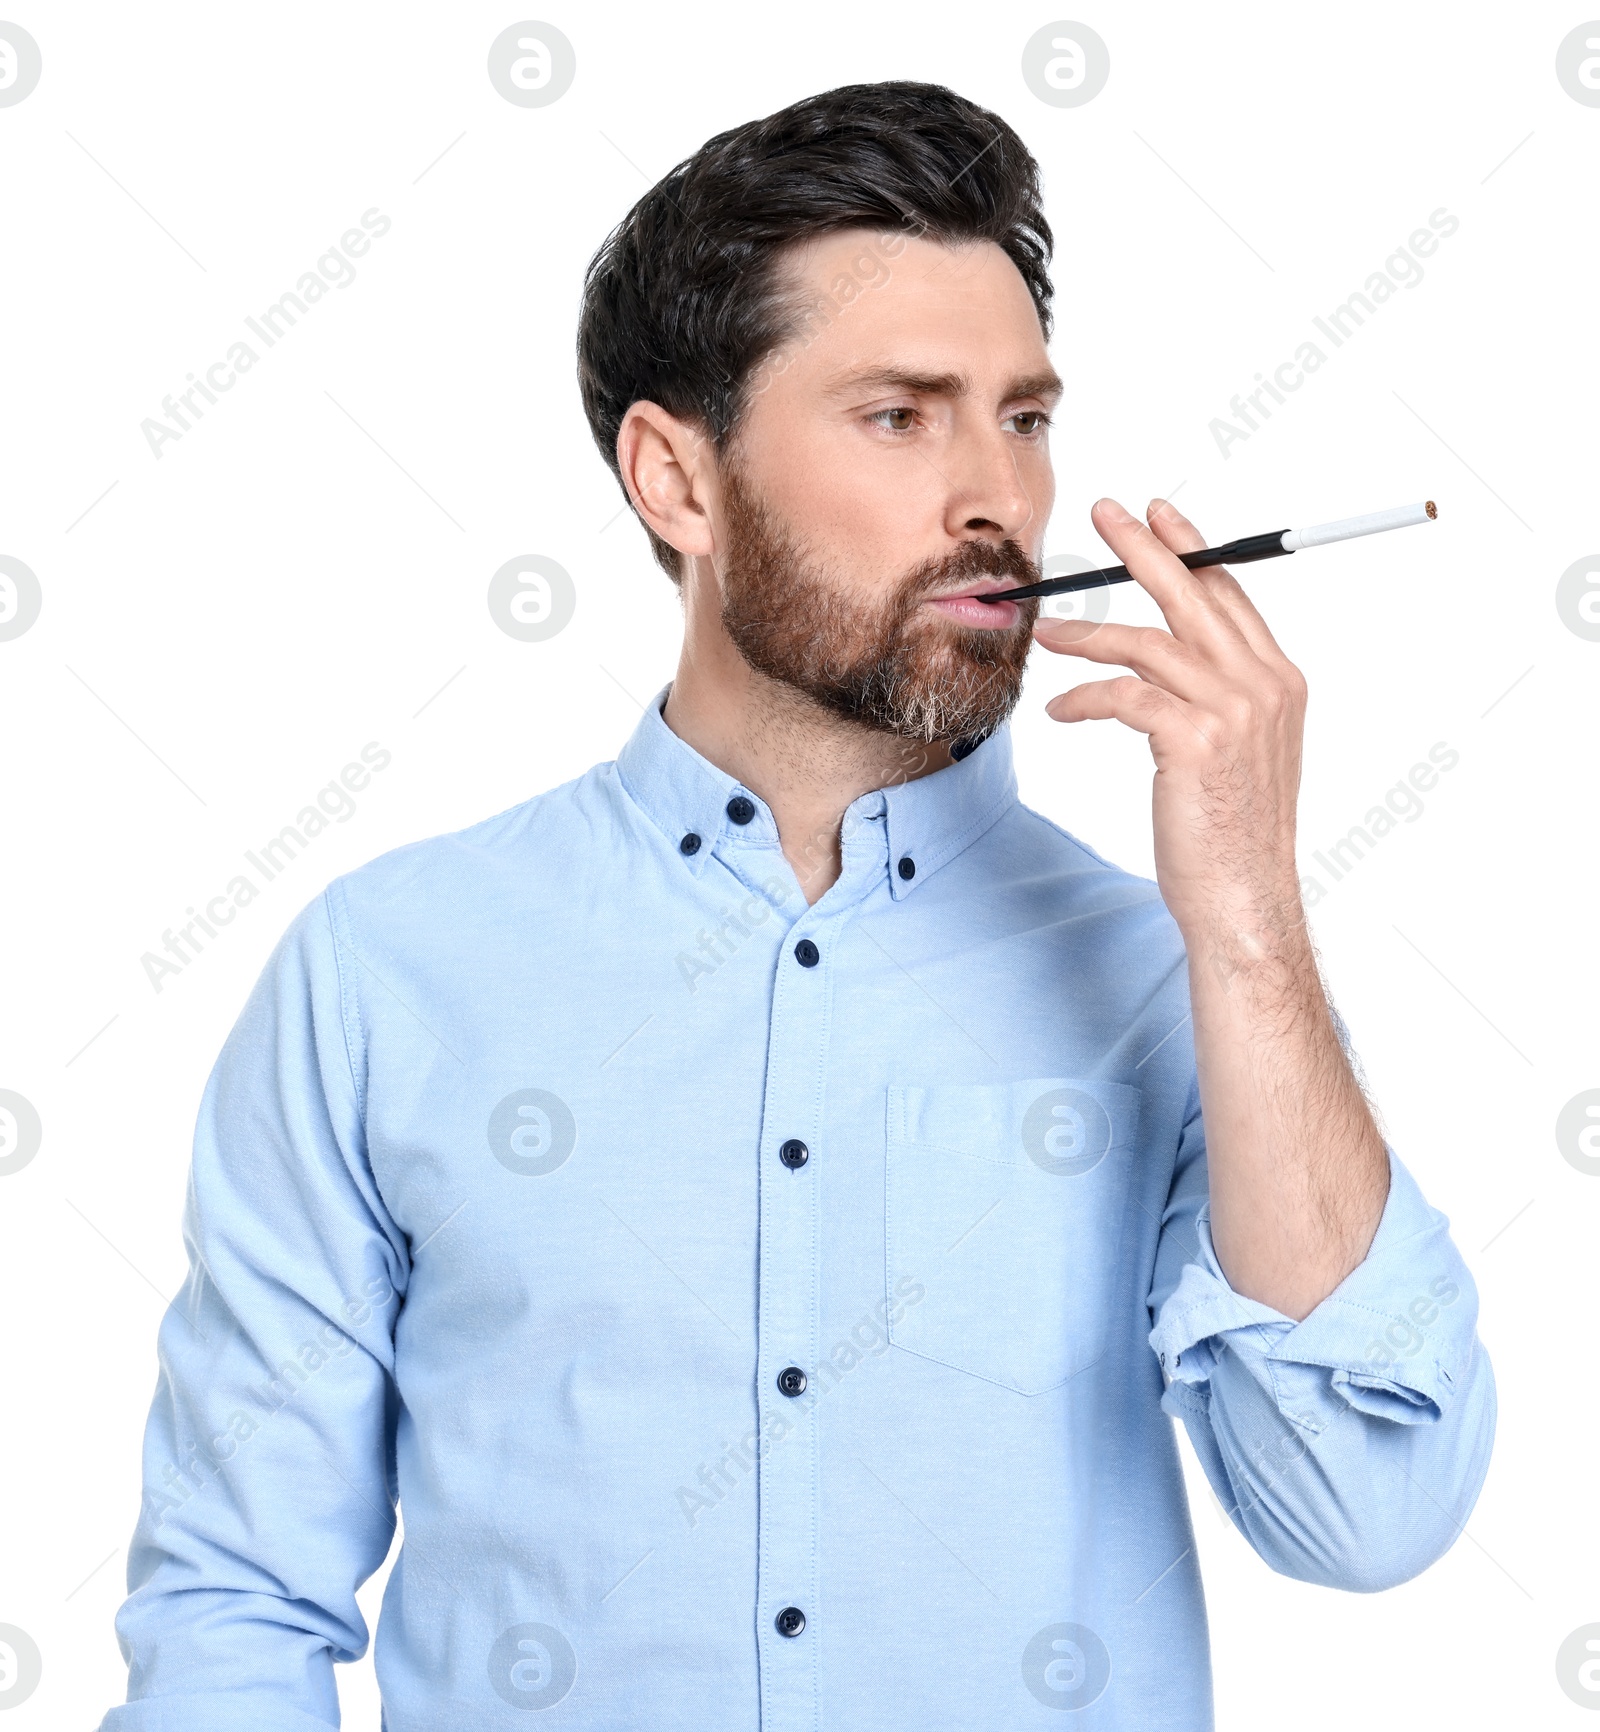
top-left (613, 685), bottom-right (1018, 897)
top-left (879, 725), bottom-right (1017, 898)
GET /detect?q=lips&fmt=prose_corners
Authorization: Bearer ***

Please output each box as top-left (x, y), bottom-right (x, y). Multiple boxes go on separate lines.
top-left (924, 576), bottom-right (1022, 629)
top-left (928, 585), bottom-right (1025, 633)
top-left (935, 576), bottom-right (1015, 601)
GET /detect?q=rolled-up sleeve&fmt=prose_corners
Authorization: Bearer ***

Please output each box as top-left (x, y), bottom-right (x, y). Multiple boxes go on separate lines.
top-left (1148, 1102), bottom-right (1496, 1593)
top-left (103, 890), bottom-right (408, 1731)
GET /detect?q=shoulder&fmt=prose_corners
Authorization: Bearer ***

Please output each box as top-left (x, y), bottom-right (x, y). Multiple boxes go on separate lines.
top-left (1007, 800), bottom-right (1170, 913)
top-left (1011, 801), bottom-right (1139, 879)
top-left (974, 796), bottom-right (1187, 967)
top-left (322, 757), bottom-right (624, 928)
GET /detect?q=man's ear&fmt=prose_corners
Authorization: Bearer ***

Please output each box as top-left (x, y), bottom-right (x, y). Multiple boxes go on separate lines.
top-left (616, 402), bottom-right (719, 562)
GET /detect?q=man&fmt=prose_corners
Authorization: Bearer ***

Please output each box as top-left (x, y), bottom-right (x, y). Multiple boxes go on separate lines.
top-left (106, 82), bottom-right (1494, 1731)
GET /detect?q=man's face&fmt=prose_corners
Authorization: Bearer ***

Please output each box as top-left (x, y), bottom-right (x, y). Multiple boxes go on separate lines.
top-left (712, 230), bottom-right (1060, 744)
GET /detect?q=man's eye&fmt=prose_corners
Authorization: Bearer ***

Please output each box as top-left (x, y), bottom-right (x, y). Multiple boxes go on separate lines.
top-left (1007, 410), bottom-right (1052, 436)
top-left (870, 407), bottom-right (917, 433)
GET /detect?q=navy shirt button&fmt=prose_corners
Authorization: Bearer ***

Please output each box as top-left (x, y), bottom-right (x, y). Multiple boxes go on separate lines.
top-left (679, 833), bottom-right (701, 856)
top-left (897, 855), bottom-right (916, 880)
top-left (777, 1366), bottom-right (808, 1397)
top-left (726, 794), bottom-right (756, 825)
top-left (794, 938), bottom-right (819, 967)
top-left (775, 1606), bottom-right (806, 1638)
top-left (779, 1139), bottom-right (809, 1170)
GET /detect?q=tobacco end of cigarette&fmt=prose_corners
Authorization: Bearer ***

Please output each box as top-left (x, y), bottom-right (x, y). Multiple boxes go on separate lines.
top-left (1425, 500), bottom-right (1437, 519)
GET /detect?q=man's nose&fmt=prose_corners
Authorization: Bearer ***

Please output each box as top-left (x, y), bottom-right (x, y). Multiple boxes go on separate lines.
top-left (942, 432), bottom-right (1037, 545)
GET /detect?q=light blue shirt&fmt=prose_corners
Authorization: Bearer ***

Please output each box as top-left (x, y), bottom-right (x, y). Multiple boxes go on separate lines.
top-left (106, 691), bottom-right (1495, 1731)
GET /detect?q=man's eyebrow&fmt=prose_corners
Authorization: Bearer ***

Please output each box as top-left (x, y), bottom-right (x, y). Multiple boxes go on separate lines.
top-left (828, 366), bottom-right (968, 399)
top-left (827, 365), bottom-right (1064, 403)
top-left (1005, 369), bottom-right (1065, 403)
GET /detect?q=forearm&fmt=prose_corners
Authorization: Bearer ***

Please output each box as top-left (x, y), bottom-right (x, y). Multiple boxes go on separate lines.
top-left (1035, 496), bottom-right (1392, 1317)
top-left (1183, 881), bottom-right (1389, 1319)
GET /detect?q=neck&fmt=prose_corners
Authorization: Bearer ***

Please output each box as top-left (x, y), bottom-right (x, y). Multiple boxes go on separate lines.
top-left (662, 614), bottom-right (952, 905)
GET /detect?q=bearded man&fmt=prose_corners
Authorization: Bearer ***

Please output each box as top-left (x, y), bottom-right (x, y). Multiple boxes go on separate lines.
top-left (105, 81), bottom-right (1494, 1732)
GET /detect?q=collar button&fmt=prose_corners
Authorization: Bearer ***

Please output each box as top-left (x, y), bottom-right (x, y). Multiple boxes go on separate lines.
top-left (897, 855), bottom-right (916, 881)
top-left (726, 795), bottom-right (756, 825)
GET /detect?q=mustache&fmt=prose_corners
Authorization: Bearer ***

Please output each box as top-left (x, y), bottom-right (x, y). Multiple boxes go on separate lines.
top-left (899, 538), bottom-right (1041, 602)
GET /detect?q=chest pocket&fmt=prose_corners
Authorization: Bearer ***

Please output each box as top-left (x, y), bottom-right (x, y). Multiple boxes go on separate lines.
top-left (885, 1077), bottom-right (1141, 1396)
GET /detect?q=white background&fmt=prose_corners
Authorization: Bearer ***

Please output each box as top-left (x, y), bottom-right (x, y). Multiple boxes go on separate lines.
top-left (1, 3), bottom-right (1596, 1726)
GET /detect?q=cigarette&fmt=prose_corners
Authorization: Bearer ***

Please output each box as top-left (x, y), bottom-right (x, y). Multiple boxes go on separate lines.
top-left (984, 500), bottom-right (1438, 602)
top-left (1281, 500), bottom-right (1436, 551)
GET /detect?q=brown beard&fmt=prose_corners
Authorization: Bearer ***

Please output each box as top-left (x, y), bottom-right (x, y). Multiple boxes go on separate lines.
top-left (717, 458), bottom-right (1041, 744)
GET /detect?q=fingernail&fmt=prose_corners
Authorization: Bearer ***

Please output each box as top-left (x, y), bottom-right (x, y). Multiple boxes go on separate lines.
top-left (1096, 498), bottom-right (1134, 523)
top-left (1147, 497), bottom-right (1168, 516)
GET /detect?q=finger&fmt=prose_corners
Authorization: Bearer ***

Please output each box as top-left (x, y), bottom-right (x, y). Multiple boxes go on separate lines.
top-left (1046, 675), bottom-right (1230, 763)
top-left (1141, 495), bottom-right (1208, 557)
top-left (1044, 674), bottom-right (1173, 735)
top-left (1090, 498), bottom-right (1247, 654)
top-left (1032, 616), bottom-right (1214, 704)
top-left (1145, 497), bottom-right (1290, 664)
